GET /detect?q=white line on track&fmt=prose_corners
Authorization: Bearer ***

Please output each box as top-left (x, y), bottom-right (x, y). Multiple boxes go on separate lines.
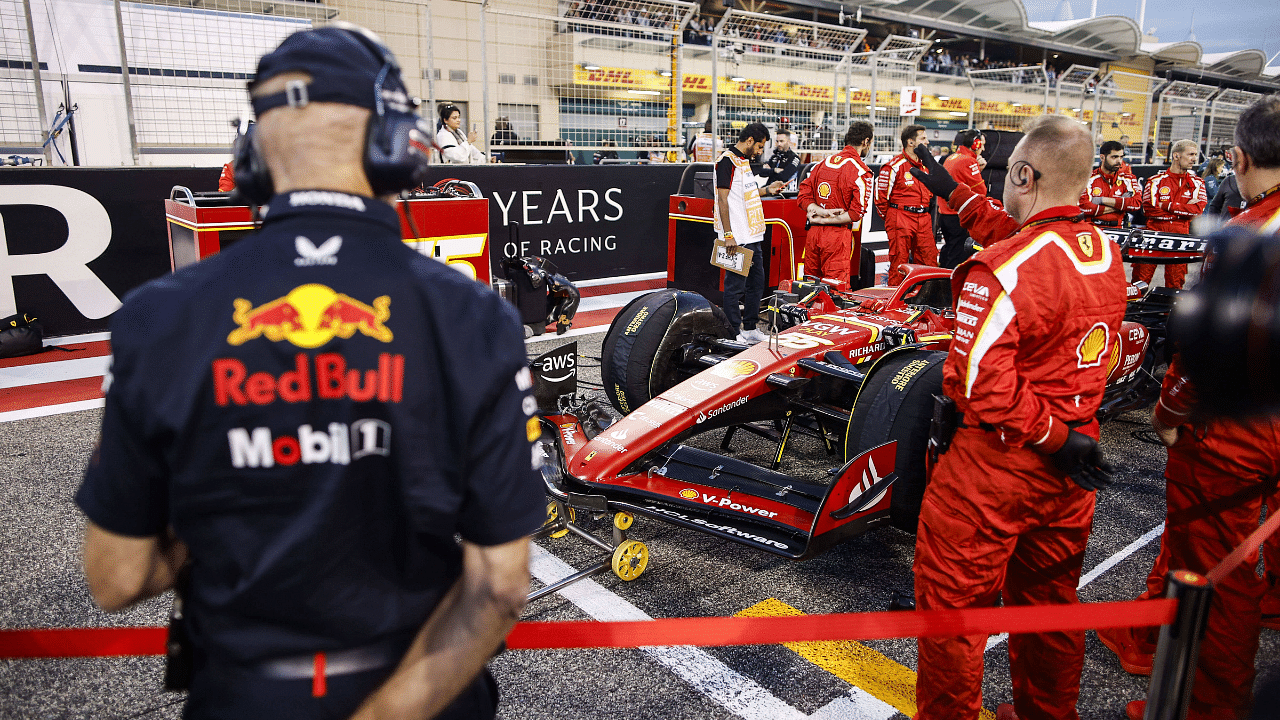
top-left (984, 522), bottom-right (1166, 652)
top-left (525, 325), bottom-right (608, 344)
top-left (530, 545), bottom-right (900, 719)
top-left (578, 290), bottom-right (653, 313)
top-left (45, 332), bottom-right (112, 346)
top-left (573, 272), bottom-right (667, 288)
top-left (0, 398), bottom-right (105, 424)
top-left (529, 544), bottom-right (809, 720)
top-left (0, 356), bottom-right (111, 389)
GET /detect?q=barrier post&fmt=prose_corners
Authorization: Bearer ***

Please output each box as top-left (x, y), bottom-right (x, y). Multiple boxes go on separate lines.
top-left (1142, 570), bottom-right (1214, 720)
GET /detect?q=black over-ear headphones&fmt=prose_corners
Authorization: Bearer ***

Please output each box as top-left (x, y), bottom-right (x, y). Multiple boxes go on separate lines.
top-left (231, 24), bottom-right (433, 206)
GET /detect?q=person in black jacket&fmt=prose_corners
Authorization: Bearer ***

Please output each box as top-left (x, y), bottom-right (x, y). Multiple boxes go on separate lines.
top-left (76, 25), bottom-right (543, 720)
top-left (1208, 173), bottom-right (1245, 218)
top-left (760, 129), bottom-right (801, 186)
top-left (593, 139), bottom-right (619, 164)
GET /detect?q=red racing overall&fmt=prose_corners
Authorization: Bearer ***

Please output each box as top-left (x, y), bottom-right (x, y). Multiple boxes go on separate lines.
top-left (1136, 169), bottom-right (1207, 288)
top-left (797, 146), bottom-right (873, 284)
top-left (1078, 165), bottom-right (1140, 228)
top-left (876, 151), bottom-right (937, 283)
top-left (914, 208), bottom-right (1127, 720)
top-left (1114, 185), bottom-right (1280, 719)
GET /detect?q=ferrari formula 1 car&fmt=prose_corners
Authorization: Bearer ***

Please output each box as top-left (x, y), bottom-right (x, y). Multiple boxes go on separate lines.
top-left (522, 222), bottom-right (1208, 594)
top-left (528, 246), bottom-right (1190, 598)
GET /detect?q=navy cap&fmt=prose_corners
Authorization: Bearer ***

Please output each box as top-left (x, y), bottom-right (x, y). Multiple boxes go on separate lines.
top-left (249, 24), bottom-right (410, 117)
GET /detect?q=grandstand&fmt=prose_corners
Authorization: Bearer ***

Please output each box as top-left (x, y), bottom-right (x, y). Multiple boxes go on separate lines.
top-left (2, 0), bottom-right (1276, 166)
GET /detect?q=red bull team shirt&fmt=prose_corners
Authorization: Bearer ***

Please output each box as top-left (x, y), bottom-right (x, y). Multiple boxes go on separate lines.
top-left (76, 190), bottom-right (545, 664)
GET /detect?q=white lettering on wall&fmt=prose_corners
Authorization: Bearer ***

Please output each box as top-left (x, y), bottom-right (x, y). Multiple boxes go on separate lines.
top-left (0, 184), bottom-right (121, 319)
top-left (577, 189), bottom-right (600, 222)
top-left (604, 188), bottom-right (624, 221)
top-left (521, 191), bottom-right (543, 225)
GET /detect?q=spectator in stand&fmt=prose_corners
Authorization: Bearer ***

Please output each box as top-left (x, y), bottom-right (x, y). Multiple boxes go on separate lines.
top-left (593, 139), bottom-right (619, 165)
top-left (490, 117), bottom-right (519, 146)
top-left (436, 104), bottom-right (485, 165)
top-left (1138, 139), bottom-right (1208, 289)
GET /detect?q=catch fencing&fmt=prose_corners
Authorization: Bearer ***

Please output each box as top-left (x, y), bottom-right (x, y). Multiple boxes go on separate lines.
top-left (1205, 89), bottom-right (1261, 157)
top-left (0, 0), bottom-right (1268, 166)
top-left (1153, 80), bottom-right (1216, 162)
top-left (0, 0), bottom-right (48, 157)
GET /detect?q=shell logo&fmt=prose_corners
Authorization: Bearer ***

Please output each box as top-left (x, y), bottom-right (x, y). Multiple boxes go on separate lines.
top-left (1076, 322), bottom-right (1110, 368)
top-left (679, 489), bottom-right (699, 499)
top-left (1160, 186), bottom-right (1171, 196)
top-left (1105, 342), bottom-right (1122, 376)
top-left (817, 181), bottom-right (832, 199)
top-left (711, 359), bottom-right (761, 379)
top-left (1091, 186), bottom-right (1102, 196)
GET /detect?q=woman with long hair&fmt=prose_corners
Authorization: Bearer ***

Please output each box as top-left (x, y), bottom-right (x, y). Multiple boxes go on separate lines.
top-left (1201, 156), bottom-right (1226, 198)
top-left (435, 104), bottom-right (486, 164)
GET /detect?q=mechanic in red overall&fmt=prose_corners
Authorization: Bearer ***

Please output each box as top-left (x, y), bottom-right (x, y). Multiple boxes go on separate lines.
top-left (937, 130), bottom-right (987, 268)
top-left (1079, 140), bottom-right (1141, 228)
top-left (1101, 96), bottom-right (1280, 720)
top-left (911, 115), bottom-right (1127, 720)
top-left (796, 121), bottom-right (875, 286)
top-left (1136, 139), bottom-right (1207, 289)
top-left (876, 124), bottom-right (936, 284)
top-left (219, 162), bottom-right (236, 191)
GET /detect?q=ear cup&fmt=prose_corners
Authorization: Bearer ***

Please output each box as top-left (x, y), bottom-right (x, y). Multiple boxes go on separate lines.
top-left (336, 27), bottom-right (432, 196)
top-left (230, 124), bottom-right (275, 205)
top-left (363, 110), bottom-right (433, 196)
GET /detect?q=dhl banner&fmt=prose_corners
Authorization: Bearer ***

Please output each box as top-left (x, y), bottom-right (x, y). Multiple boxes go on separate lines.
top-left (574, 67), bottom-right (1147, 132)
top-left (575, 66), bottom-right (893, 104)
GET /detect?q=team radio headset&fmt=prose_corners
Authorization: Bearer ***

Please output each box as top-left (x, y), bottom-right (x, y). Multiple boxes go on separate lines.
top-left (231, 22), bottom-right (435, 206)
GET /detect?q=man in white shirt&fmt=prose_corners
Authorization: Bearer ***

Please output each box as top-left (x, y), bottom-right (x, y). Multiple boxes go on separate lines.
top-left (715, 122), bottom-right (785, 343)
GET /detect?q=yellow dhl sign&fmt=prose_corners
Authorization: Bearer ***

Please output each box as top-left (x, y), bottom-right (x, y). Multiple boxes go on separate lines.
top-left (573, 67), bottom-right (1151, 124)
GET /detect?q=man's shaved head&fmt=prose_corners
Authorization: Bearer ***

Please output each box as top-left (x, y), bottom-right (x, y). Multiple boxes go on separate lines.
top-left (1003, 115), bottom-right (1094, 223)
top-left (252, 71), bottom-right (374, 197)
top-left (1018, 114), bottom-right (1094, 189)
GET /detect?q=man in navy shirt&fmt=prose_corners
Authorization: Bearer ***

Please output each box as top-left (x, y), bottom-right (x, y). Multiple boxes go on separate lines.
top-left (77, 25), bottom-right (544, 719)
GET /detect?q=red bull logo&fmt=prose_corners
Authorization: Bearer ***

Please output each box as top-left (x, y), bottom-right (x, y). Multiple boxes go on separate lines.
top-left (227, 284), bottom-right (392, 348)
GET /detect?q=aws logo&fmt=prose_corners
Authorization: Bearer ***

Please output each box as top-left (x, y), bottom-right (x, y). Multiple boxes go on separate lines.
top-left (228, 284), bottom-right (392, 348)
top-left (1076, 322), bottom-right (1111, 368)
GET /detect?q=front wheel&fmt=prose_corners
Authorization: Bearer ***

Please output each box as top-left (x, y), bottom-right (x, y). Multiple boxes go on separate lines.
top-left (844, 350), bottom-right (947, 533)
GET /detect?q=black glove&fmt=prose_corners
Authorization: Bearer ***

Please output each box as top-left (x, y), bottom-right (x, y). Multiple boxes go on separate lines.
top-left (1049, 429), bottom-right (1114, 492)
top-left (908, 143), bottom-right (958, 202)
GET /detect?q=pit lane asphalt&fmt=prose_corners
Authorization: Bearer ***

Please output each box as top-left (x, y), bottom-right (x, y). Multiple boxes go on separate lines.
top-left (2, 328), bottom-right (1277, 720)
